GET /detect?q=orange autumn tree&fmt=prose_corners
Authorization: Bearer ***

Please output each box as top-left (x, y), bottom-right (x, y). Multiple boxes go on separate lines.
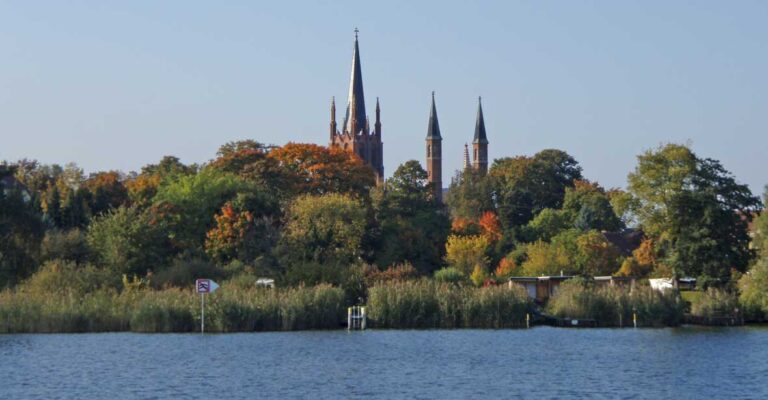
top-left (205, 202), bottom-right (255, 263)
top-left (267, 143), bottom-right (375, 199)
top-left (451, 217), bottom-right (480, 235)
top-left (81, 171), bottom-right (129, 215)
top-left (478, 211), bottom-right (502, 242)
top-left (494, 256), bottom-right (519, 279)
top-left (617, 238), bottom-right (658, 277)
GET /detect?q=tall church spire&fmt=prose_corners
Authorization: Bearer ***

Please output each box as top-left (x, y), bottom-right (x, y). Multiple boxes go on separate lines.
top-left (329, 30), bottom-right (383, 184)
top-left (473, 96), bottom-right (488, 144)
top-left (426, 91), bottom-right (443, 201)
top-left (343, 28), bottom-right (366, 135)
top-left (426, 91), bottom-right (441, 139)
top-left (472, 96), bottom-right (489, 175)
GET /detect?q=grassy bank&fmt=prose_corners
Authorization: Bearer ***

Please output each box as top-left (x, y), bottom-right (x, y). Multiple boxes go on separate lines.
top-left (367, 280), bottom-right (533, 329)
top-left (0, 284), bottom-right (345, 333)
top-left (546, 280), bottom-right (685, 327)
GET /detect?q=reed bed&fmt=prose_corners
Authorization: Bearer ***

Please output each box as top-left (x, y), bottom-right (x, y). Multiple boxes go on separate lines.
top-left (0, 283), bottom-right (345, 333)
top-left (367, 280), bottom-right (532, 329)
top-left (546, 281), bottom-right (684, 327)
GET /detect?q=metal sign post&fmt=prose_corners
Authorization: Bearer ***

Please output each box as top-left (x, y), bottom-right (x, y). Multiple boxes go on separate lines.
top-left (196, 279), bottom-right (219, 334)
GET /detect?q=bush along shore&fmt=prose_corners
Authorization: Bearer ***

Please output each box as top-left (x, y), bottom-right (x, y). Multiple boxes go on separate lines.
top-left (0, 261), bottom-right (753, 333)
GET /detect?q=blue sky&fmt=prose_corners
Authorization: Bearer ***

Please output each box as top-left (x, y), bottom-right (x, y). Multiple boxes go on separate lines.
top-left (1, 1), bottom-right (766, 194)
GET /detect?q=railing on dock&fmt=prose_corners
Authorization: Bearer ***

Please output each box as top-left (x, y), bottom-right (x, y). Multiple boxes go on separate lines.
top-left (348, 306), bottom-right (367, 330)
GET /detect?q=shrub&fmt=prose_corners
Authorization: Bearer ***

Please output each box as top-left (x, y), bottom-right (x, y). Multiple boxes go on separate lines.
top-left (22, 259), bottom-right (119, 294)
top-left (690, 288), bottom-right (739, 318)
top-left (434, 267), bottom-right (464, 284)
top-left (150, 257), bottom-right (223, 289)
top-left (739, 259), bottom-right (768, 320)
top-left (40, 229), bottom-right (89, 264)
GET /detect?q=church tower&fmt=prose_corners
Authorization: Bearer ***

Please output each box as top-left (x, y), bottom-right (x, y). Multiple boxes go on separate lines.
top-left (472, 97), bottom-right (489, 175)
top-left (329, 30), bottom-right (384, 183)
top-left (425, 92), bottom-right (442, 201)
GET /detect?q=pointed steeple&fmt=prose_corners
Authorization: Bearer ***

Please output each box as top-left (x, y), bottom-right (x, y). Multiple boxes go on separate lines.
top-left (374, 97), bottom-right (381, 136)
top-left (473, 96), bottom-right (488, 144)
top-left (330, 97), bottom-right (337, 140)
top-left (343, 28), bottom-right (366, 135)
top-left (463, 143), bottom-right (470, 170)
top-left (426, 91), bottom-right (441, 139)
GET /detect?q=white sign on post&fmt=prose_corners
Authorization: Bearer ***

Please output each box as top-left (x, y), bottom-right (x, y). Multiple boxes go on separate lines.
top-left (196, 279), bottom-right (219, 334)
top-left (196, 279), bottom-right (219, 294)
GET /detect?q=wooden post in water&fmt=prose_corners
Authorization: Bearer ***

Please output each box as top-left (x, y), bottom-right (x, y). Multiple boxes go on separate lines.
top-left (526, 313), bottom-right (530, 328)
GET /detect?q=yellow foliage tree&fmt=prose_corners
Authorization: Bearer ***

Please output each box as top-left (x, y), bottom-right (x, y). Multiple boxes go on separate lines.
top-left (520, 241), bottom-right (572, 276)
top-left (470, 264), bottom-right (489, 287)
top-left (445, 234), bottom-right (490, 275)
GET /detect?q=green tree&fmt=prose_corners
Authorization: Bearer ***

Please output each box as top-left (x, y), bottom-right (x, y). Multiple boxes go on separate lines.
top-left (86, 205), bottom-right (171, 276)
top-left (563, 180), bottom-right (623, 232)
top-left (491, 149), bottom-right (582, 231)
top-left (153, 168), bottom-right (250, 250)
top-left (739, 258), bottom-right (768, 320)
top-left (279, 193), bottom-right (367, 266)
top-left (0, 165), bottom-right (44, 287)
top-left (628, 144), bottom-right (759, 282)
top-left (526, 208), bottom-right (572, 242)
top-left (444, 168), bottom-right (495, 221)
top-left (373, 161), bottom-right (449, 273)
top-left (751, 187), bottom-right (768, 258)
top-left (127, 156), bottom-right (196, 206)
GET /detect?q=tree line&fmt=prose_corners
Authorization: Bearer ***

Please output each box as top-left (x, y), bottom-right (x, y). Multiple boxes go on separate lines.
top-left (1, 140), bottom-right (765, 296)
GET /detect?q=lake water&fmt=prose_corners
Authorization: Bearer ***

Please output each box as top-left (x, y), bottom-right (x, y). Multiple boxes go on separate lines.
top-left (2, 326), bottom-right (767, 399)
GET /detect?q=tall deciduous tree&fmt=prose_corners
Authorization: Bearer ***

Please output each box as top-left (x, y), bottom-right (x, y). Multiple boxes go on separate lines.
top-left (279, 193), bottom-right (367, 266)
top-left (153, 168), bottom-right (250, 250)
top-left (491, 149), bottom-right (583, 231)
top-left (86, 205), bottom-right (170, 276)
top-left (0, 165), bottom-right (44, 286)
top-left (628, 144), bottom-right (759, 282)
top-left (373, 161), bottom-right (449, 273)
top-left (444, 169), bottom-right (495, 221)
top-left (267, 143), bottom-right (375, 200)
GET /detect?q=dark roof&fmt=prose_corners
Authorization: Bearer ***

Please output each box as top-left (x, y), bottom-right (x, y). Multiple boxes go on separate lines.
top-left (472, 97), bottom-right (488, 144)
top-left (602, 229), bottom-right (644, 256)
top-left (426, 92), bottom-right (441, 139)
top-left (343, 33), bottom-right (366, 134)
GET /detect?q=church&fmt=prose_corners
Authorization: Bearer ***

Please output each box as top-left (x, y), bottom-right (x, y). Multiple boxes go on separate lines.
top-left (328, 31), bottom-right (489, 200)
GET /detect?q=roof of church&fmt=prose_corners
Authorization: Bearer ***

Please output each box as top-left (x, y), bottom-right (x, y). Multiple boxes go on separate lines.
top-left (343, 31), bottom-right (366, 134)
top-left (426, 92), bottom-right (441, 139)
top-left (473, 97), bottom-right (488, 144)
